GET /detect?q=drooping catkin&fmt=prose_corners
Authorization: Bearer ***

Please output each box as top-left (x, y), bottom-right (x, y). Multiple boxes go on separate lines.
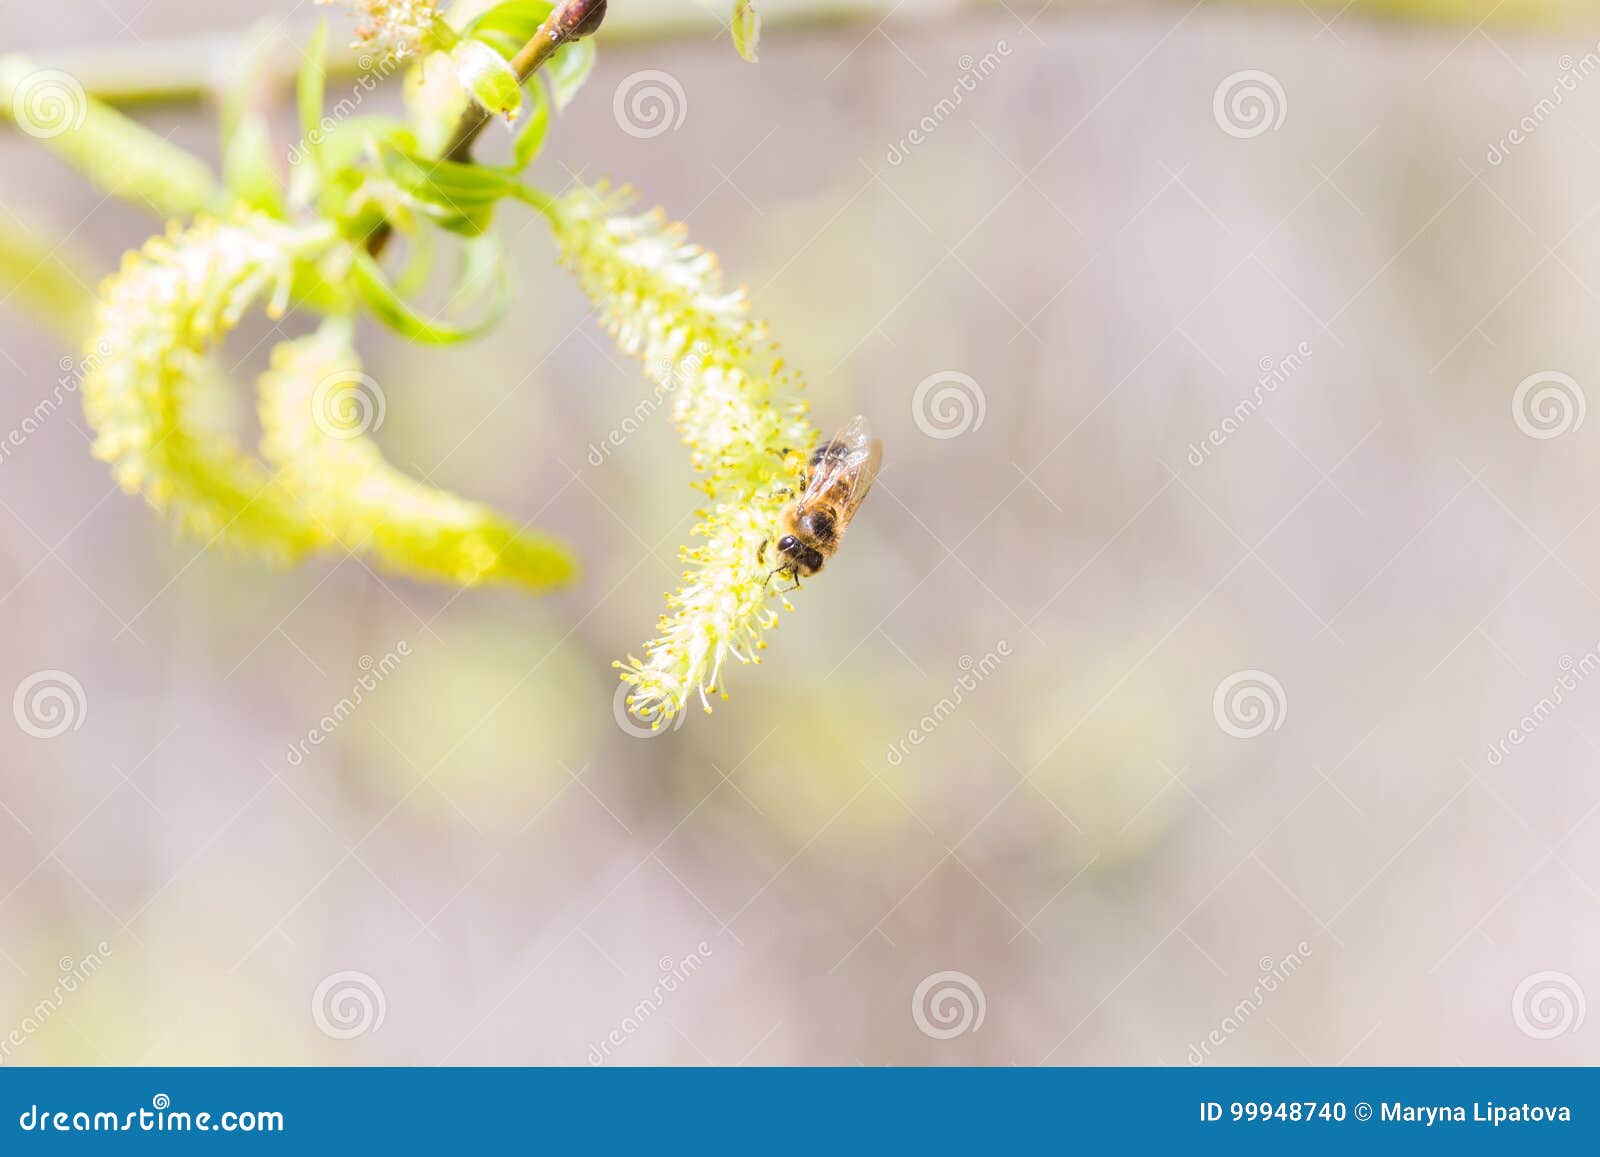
top-left (82, 213), bottom-right (336, 559)
top-left (546, 182), bottom-right (818, 721)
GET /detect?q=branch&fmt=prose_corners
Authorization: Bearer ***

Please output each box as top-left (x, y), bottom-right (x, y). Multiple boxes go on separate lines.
top-left (366, 0), bottom-right (606, 257)
top-left (444, 0), bottom-right (607, 162)
top-left (42, 0), bottom-right (882, 106)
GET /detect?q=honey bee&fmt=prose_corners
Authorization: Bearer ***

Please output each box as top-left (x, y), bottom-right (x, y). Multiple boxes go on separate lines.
top-left (759, 415), bottom-right (883, 590)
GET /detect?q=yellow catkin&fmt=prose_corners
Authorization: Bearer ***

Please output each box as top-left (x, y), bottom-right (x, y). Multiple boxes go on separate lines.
top-left (547, 182), bottom-right (817, 721)
top-left (81, 213), bottom-right (336, 560)
top-left (258, 318), bottom-right (578, 590)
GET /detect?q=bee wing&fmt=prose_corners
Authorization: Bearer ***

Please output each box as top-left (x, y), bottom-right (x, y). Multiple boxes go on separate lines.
top-left (802, 415), bottom-right (883, 523)
top-left (841, 434), bottom-right (884, 521)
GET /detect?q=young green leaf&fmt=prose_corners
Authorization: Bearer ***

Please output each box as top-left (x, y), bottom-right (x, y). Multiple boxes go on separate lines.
top-left (463, 0), bottom-right (555, 58)
top-left (297, 20), bottom-right (329, 170)
top-left (349, 243), bottom-right (508, 344)
top-left (403, 47), bottom-right (473, 156)
top-left (219, 26), bottom-right (286, 214)
top-left (391, 223), bottom-right (436, 298)
top-left (543, 37), bottom-right (595, 110)
top-left (511, 79), bottom-right (551, 170)
top-left (376, 137), bottom-right (521, 234)
top-left (451, 39), bottom-right (522, 122)
top-left (732, 0), bottom-right (761, 63)
top-left (223, 117), bottom-right (287, 215)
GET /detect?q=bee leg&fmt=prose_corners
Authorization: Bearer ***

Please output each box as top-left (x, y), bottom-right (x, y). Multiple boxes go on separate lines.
top-left (764, 564), bottom-right (802, 594)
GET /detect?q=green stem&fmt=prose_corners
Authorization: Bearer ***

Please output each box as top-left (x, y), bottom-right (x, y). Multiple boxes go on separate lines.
top-left (0, 54), bottom-right (221, 219)
top-left (366, 0), bottom-right (605, 257)
top-left (511, 185), bottom-right (559, 219)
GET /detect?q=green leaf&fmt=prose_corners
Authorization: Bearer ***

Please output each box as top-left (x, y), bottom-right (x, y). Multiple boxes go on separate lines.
top-left (544, 37), bottom-right (595, 111)
top-left (451, 39), bottom-right (522, 122)
top-left (300, 114), bottom-right (404, 228)
top-left (376, 136), bottom-right (521, 235)
top-left (219, 25), bottom-right (286, 214)
top-left (223, 117), bottom-right (286, 215)
top-left (511, 79), bottom-right (550, 170)
top-left (464, 0), bottom-right (555, 58)
top-left (455, 231), bottom-right (505, 309)
top-left (297, 20), bottom-right (329, 169)
top-left (391, 223), bottom-right (436, 298)
top-left (349, 243), bottom-right (508, 344)
top-left (403, 49), bottom-right (472, 156)
top-left (732, 0), bottom-right (761, 63)
top-left (324, 115), bottom-right (406, 177)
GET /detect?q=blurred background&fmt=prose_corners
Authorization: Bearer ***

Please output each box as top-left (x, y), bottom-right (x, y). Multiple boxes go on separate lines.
top-left (3, 0), bottom-right (1600, 1065)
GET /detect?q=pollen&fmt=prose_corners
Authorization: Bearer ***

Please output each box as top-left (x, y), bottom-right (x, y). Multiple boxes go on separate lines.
top-left (318, 0), bottom-right (445, 60)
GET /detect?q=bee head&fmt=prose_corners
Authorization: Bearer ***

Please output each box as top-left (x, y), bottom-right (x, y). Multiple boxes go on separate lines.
top-left (777, 534), bottom-right (799, 554)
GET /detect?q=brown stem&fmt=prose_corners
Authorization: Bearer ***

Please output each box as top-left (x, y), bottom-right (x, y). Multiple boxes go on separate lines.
top-left (366, 0), bottom-right (607, 257)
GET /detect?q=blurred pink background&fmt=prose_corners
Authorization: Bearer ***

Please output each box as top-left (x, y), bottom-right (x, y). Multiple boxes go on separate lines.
top-left (2, 0), bottom-right (1599, 1063)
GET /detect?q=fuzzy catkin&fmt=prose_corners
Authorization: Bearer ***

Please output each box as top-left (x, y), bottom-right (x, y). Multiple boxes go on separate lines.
top-left (547, 182), bottom-right (818, 720)
top-left (82, 213), bottom-right (336, 559)
top-left (259, 318), bottom-right (578, 590)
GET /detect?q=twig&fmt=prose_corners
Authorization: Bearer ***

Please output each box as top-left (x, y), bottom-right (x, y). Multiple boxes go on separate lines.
top-left (444, 0), bottom-right (607, 162)
top-left (366, 0), bottom-right (606, 257)
top-left (43, 0), bottom-right (888, 106)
